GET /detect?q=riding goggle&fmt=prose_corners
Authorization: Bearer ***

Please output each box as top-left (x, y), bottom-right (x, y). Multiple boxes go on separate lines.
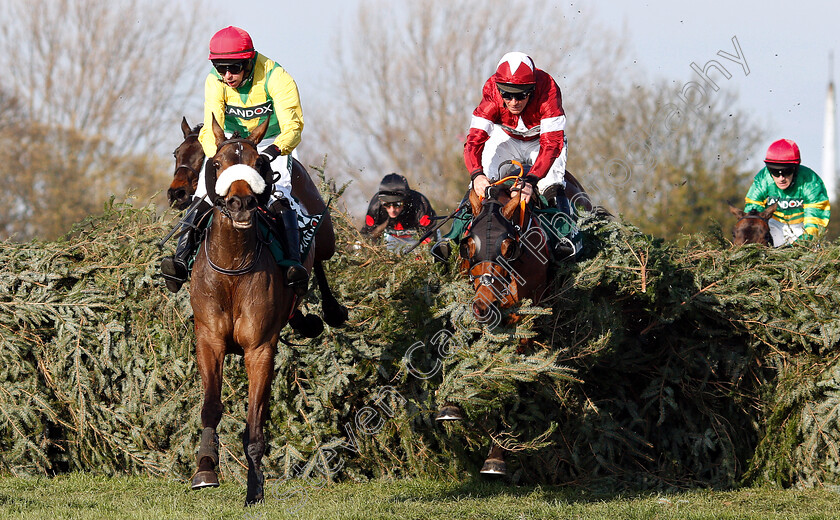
top-left (382, 201), bottom-right (404, 208)
top-left (499, 88), bottom-right (534, 101)
top-left (213, 61), bottom-right (246, 75)
top-left (768, 166), bottom-right (797, 178)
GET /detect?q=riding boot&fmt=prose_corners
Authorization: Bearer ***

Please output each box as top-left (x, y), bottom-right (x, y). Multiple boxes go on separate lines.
top-left (547, 184), bottom-right (578, 260)
top-left (160, 199), bottom-right (212, 293)
top-left (269, 199), bottom-right (309, 295)
top-left (430, 240), bottom-right (451, 262)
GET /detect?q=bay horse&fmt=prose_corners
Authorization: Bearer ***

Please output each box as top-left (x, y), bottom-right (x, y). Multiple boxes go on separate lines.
top-left (188, 115), bottom-right (342, 505)
top-left (166, 116), bottom-right (347, 336)
top-left (168, 117), bottom-right (204, 210)
top-left (437, 171), bottom-right (564, 477)
top-left (728, 202), bottom-right (777, 246)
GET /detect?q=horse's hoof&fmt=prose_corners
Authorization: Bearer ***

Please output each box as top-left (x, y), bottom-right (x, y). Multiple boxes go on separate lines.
top-left (190, 470), bottom-right (220, 489)
top-left (435, 404), bottom-right (463, 422)
top-left (480, 457), bottom-right (507, 476)
top-left (323, 304), bottom-right (348, 328)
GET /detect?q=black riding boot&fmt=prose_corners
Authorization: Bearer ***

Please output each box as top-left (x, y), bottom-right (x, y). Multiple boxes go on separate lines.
top-left (160, 199), bottom-right (212, 293)
top-left (269, 199), bottom-right (309, 295)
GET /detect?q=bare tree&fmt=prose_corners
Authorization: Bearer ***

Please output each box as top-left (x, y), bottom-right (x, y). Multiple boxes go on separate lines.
top-left (306, 0), bottom-right (628, 215)
top-left (576, 82), bottom-right (766, 238)
top-left (0, 0), bottom-right (213, 240)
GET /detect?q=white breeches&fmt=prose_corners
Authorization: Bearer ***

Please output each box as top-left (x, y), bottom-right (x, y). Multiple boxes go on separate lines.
top-left (480, 125), bottom-right (568, 194)
top-left (768, 218), bottom-right (804, 247)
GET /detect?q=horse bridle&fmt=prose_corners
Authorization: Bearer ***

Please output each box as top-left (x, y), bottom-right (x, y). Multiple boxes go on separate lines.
top-left (204, 136), bottom-right (266, 276)
top-left (465, 198), bottom-right (525, 299)
top-left (173, 130), bottom-right (203, 178)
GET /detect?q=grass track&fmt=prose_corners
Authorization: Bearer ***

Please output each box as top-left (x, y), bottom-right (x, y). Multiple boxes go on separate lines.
top-left (2, 473), bottom-right (840, 519)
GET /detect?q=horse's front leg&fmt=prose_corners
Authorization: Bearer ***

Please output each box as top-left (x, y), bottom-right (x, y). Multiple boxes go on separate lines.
top-left (192, 334), bottom-right (225, 490)
top-left (243, 343), bottom-right (276, 505)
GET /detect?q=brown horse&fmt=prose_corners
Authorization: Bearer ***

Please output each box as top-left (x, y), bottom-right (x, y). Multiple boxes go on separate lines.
top-left (188, 115), bottom-right (342, 504)
top-left (729, 202), bottom-right (777, 246)
top-left (168, 117), bottom-right (204, 210)
top-left (166, 116), bottom-right (347, 336)
top-left (437, 177), bottom-right (567, 476)
top-left (459, 185), bottom-right (550, 324)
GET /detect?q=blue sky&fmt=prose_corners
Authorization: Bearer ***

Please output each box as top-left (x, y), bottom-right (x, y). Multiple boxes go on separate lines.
top-left (203, 0), bottom-right (838, 186)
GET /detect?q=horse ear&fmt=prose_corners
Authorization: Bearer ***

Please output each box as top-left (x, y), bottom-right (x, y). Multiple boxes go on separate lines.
top-left (248, 118), bottom-right (270, 144)
top-left (181, 117), bottom-right (192, 138)
top-left (760, 203), bottom-right (778, 220)
top-left (211, 114), bottom-right (226, 148)
top-left (502, 188), bottom-right (521, 220)
top-left (728, 204), bottom-right (745, 219)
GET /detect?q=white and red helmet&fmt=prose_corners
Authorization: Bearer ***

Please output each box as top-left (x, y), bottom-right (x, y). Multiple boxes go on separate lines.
top-left (764, 138), bottom-right (801, 165)
top-left (494, 52), bottom-right (536, 93)
top-left (208, 26), bottom-right (256, 61)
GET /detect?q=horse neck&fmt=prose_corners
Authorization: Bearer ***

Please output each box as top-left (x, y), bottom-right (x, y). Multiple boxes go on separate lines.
top-left (205, 209), bottom-right (260, 270)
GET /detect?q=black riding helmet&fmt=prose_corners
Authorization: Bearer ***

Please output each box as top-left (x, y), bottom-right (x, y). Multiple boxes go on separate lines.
top-left (377, 173), bottom-right (410, 203)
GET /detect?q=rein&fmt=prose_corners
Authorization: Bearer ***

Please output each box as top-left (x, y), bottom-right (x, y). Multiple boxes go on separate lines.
top-left (203, 216), bottom-right (265, 276)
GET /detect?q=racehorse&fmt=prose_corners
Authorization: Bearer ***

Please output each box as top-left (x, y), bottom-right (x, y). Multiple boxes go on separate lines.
top-left (440, 166), bottom-right (594, 476)
top-left (728, 202), bottom-right (777, 246)
top-left (166, 115), bottom-right (347, 337)
top-left (188, 115), bottom-right (343, 504)
top-left (168, 117), bottom-right (204, 210)
top-left (459, 183), bottom-right (550, 324)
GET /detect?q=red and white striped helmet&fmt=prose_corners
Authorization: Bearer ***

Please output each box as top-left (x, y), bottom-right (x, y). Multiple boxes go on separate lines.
top-left (494, 52), bottom-right (536, 93)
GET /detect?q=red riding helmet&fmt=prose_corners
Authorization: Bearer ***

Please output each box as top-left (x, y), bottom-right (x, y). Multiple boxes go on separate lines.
top-left (494, 52), bottom-right (536, 93)
top-left (208, 26), bottom-right (256, 61)
top-left (764, 138), bottom-right (801, 165)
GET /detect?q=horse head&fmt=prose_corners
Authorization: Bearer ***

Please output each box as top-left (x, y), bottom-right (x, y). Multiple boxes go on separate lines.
top-left (460, 185), bottom-right (538, 322)
top-left (168, 117), bottom-right (205, 210)
top-left (729, 202), bottom-right (777, 246)
top-left (205, 113), bottom-right (271, 222)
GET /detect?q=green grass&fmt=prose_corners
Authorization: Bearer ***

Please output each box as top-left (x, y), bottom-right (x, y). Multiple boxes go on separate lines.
top-left (1, 473), bottom-right (840, 519)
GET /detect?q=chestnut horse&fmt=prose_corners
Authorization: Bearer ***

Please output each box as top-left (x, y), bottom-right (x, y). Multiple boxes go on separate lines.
top-left (729, 202), bottom-right (777, 246)
top-left (189, 116), bottom-right (341, 504)
top-left (459, 185), bottom-right (550, 324)
top-left (167, 116), bottom-right (347, 336)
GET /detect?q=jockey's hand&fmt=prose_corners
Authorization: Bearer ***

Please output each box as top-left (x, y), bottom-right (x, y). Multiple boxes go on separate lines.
top-left (472, 174), bottom-right (491, 199)
top-left (512, 179), bottom-right (534, 204)
top-left (260, 144), bottom-right (281, 164)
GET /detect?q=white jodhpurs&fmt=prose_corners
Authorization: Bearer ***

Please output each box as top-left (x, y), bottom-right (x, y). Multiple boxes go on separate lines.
top-left (768, 218), bottom-right (804, 248)
top-left (481, 125), bottom-right (568, 194)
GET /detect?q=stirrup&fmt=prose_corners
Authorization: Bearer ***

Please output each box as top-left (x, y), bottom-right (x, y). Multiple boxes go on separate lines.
top-left (286, 264), bottom-right (309, 296)
top-left (430, 241), bottom-right (451, 262)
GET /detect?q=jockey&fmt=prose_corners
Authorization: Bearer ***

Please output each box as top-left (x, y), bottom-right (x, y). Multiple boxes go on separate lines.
top-left (160, 26), bottom-right (307, 294)
top-left (744, 138), bottom-right (830, 247)
top-left (432, 51), bottom-right (572, 261)
top-left (360, 173), bottom-right (437, 241)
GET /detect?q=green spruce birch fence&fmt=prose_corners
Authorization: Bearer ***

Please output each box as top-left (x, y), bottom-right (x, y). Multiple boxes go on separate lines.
top-left (2, 187), bottom-right (840, 491)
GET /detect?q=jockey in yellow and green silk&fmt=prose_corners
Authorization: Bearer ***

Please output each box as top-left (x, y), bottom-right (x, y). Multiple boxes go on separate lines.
top-left (744, 139), bottom-right (831, 247)
top-left (160, 26), bottom-right (306, 294)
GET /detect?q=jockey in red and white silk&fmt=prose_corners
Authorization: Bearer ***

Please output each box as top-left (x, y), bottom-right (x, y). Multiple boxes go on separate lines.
top-left (464, 52), bottom-right (567, 194)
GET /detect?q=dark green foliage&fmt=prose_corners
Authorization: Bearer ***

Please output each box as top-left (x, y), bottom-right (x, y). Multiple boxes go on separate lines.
top-left (2, 188), bottom-right (840, 492)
